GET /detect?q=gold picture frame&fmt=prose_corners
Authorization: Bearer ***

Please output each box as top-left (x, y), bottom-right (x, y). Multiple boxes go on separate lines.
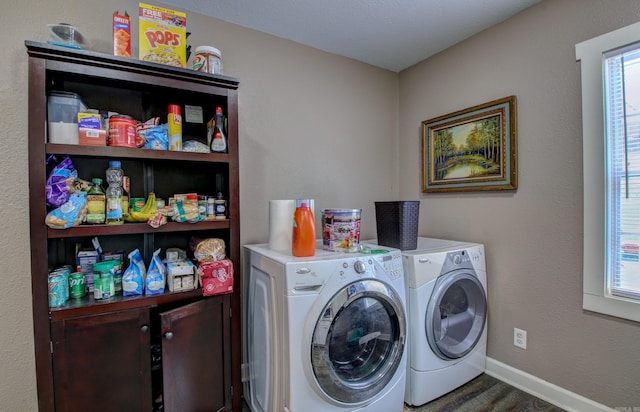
top-left (422, 96), bottom-right (517, 193)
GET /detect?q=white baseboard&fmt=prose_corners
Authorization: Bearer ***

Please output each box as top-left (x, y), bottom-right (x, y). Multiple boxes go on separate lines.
top-left (485, 357), bottom-right (615, 412)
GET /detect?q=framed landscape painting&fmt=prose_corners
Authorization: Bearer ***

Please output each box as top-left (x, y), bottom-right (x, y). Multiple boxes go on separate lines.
top-left (422, 96), bottom-right (517, 193)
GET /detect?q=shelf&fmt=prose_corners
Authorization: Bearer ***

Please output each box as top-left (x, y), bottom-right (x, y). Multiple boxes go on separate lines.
top-left (46, 143), bottom-right (230, 163)
top-left (49, 288), bottom-right (214, 320)
top-left (25, 40), bottom-right (239, 90)
top-left (47, 220), bottom-right (230, 239)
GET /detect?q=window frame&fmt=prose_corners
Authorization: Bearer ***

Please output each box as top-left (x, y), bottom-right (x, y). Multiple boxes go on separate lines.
top-left (576, 21), bottom-right (640, 323)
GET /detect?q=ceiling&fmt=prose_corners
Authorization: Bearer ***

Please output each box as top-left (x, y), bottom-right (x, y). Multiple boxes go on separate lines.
top-left (162, 0), bottom-right (542, 72)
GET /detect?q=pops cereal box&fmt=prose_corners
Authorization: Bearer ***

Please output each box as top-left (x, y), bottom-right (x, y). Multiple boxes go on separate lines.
top-left (113, 11), bottom-right (131, 57)
top-left (138, 3), bottom-right (187, 67)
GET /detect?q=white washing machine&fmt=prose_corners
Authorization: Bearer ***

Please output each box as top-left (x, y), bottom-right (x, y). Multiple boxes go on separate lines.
top-left (243, 242), bottom-right (407, 412)
top-left (402, 237), bottom-right (488, 406)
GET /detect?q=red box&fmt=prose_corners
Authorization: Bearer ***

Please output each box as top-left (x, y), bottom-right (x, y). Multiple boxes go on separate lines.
top-left (198, 259), bottom-right (233, 296)
top-left (113, 11), bottom-right (131, 58)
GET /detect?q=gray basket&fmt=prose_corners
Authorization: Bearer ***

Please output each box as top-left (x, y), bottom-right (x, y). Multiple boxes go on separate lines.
top-left (375, 201), bottom-right (420, 250)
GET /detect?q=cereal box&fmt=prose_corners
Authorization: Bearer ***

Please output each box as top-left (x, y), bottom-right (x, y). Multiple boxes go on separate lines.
top-left (113, 11), bottom-right (131, 57)
top-left (138, 3), bottom-right (187, 67)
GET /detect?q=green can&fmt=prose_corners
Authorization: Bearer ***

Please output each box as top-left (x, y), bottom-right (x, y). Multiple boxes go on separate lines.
top-left (69, 272), bottom-right (86, 298)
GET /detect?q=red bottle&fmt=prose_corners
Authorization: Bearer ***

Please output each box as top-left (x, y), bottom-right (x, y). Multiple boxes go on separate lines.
top-left (292, 201), bottom-right (316, 257)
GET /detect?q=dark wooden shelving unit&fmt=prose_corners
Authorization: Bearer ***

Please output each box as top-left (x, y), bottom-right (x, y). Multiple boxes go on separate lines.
top-left (26, 41), bottom-right (241, 412)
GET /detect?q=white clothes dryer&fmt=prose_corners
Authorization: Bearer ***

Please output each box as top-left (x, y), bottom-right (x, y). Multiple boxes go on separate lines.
top-left (402, 237), bottom-right (488, 406)
top-left (243, 242), bottom-right (407, 412)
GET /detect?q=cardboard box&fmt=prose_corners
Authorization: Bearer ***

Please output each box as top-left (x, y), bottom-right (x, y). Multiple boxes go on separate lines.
top-left (138, 3), bottom-right (187, 68)
top-left (78, 112), bottom-right (106, 146)
top-left (113, 11), bottom-right (131, 57)
top-left (166, 259), bottom-right (197, 292)
top-left (76, 250), bottom-right (99, 293)
top-left (198, 259), bottom-right (233, 296)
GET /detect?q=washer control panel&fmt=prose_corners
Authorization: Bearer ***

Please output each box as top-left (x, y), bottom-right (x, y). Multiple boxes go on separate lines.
top-left (371, 250), bottom-right (404, 280)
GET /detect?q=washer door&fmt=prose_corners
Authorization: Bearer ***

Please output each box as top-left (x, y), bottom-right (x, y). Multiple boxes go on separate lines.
top-left (426, 271), bottom-right (487, 360)
top-left (311, 279), bottom-right (406, 404)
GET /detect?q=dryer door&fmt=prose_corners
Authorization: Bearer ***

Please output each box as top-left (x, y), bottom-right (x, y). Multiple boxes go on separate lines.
top-left (426, 271), bottom-right (487, 360)
top-left (310, 279), bottom-right (406, 404)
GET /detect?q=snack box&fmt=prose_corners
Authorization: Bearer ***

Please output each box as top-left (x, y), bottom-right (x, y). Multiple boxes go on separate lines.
top-left (166, 259), bottom-right (197, 292)
top-left (198, 259), bottom-right (233, 296)
top-left (78, 112), bottom-right (107, 146)
top-left (138, 3), bottom-right (187, 68)
top-left (76, 250), bottom-right (99, 293)
top-left (113, 11), bottom-right (131, 58)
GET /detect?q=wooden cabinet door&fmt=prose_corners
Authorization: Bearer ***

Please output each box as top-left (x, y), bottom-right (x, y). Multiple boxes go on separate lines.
top-left (160, 295), bottom-right (232, 412)
top-left (51, 308), bottom-right (152, 412)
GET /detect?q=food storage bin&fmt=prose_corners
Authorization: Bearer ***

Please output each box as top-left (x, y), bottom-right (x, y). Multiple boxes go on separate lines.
top-left (47, 91), bottom-right (87, 144)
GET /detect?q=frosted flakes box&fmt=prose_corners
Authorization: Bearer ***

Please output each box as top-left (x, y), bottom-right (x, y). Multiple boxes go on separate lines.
top-left (138, 3), bottom-right (186, 67)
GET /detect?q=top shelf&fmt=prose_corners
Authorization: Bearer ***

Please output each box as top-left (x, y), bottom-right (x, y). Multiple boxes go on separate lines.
top-left (25, 40), bottom-right (239, 90)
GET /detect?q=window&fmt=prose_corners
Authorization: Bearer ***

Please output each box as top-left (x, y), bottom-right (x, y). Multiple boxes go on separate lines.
top-left (576, 21), bottom-right (640, 323)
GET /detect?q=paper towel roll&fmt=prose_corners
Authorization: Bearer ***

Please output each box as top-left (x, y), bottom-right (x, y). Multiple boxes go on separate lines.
top-left (269, 200), bottom-right (296, 252)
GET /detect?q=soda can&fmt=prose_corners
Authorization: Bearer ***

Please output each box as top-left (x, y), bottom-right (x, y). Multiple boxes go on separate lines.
top-left (48, 273), bottom-right (67, 308)
top-left (52, 266), bottom-right (71, 301)
top-left (69, 273), bottom-right (86, 299)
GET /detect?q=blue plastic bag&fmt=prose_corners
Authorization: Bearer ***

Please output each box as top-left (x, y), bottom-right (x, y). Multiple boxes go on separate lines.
top-left (122, 249), bottom-right (146, 296)
top-left (145, 248), bottom-right (166, 295)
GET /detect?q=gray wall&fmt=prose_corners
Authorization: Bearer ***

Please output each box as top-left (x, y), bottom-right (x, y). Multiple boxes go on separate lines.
top-left (0, 0), bottom-right (638, 409)
top-left (399, 0), bottom-right (640, 407)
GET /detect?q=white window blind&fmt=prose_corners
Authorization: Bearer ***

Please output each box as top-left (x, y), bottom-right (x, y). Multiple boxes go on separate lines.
top-left (605, 45), bottom-right (640, 301)
top-left (577, 20), bottom-right (640, 322)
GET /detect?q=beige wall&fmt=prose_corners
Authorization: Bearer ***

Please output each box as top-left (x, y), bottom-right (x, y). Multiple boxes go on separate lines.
top-left (1, 0), bottom-right (639, 410)
top-left (399, 0), bottom-right (640, 408)
top-left (0, 1), bottom-right (398, 410)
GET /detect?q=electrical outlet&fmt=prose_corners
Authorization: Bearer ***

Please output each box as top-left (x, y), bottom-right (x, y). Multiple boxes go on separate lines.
top-left (514, 328), bottom-right (527, 349)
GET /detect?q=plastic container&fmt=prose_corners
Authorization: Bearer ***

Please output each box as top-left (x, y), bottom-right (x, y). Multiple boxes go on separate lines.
top-left (47, 91), bottom-right (87, 144)
top-left (321, 208), bottom-right (362, 252)
top-left (47, 23), bottom-right (92, 50)
top-left (374, 201), bottom-right (420, 250)
top-left (108, 115), bottom-right (137, 148)
top-left (292, 200), bottom-right (316, 257)
top-left (193, 45), bottom-right (222, 74)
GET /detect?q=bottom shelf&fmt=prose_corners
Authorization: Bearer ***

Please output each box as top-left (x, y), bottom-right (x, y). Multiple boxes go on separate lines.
top-left (49, 288), bottom-right (206, 320)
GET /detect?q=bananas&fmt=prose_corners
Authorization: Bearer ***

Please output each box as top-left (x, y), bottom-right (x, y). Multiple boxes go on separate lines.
top-left (125, 192), bottom-right (158, 222)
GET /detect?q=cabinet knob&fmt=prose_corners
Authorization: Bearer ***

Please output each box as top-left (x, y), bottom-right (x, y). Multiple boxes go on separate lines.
top-left (164, 332), bottom-right (174, 340)
top-left (140, 325), bottom-right (149, 333)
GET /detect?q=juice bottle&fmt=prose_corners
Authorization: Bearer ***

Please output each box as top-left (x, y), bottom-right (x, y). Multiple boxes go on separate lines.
top-left (85, 178), bottom-right (106, 224)
top-left (292, 200), bottom-right (316, 257)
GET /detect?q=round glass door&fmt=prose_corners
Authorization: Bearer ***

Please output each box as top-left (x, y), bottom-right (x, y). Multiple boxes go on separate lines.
top-left (426, 271), bottom-right (487, 360)
top-left (311, 279), bottom-right (406, 404)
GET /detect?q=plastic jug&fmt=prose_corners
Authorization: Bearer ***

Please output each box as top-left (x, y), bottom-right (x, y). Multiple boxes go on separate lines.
top-left (292, 200), bottom-right (316, 257)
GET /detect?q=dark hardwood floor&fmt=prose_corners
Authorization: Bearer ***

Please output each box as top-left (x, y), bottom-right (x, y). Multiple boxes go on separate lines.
top-left (404, 373), bottom-right (566, 412)
top-left (242, 373), bottom-right (565, 411)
